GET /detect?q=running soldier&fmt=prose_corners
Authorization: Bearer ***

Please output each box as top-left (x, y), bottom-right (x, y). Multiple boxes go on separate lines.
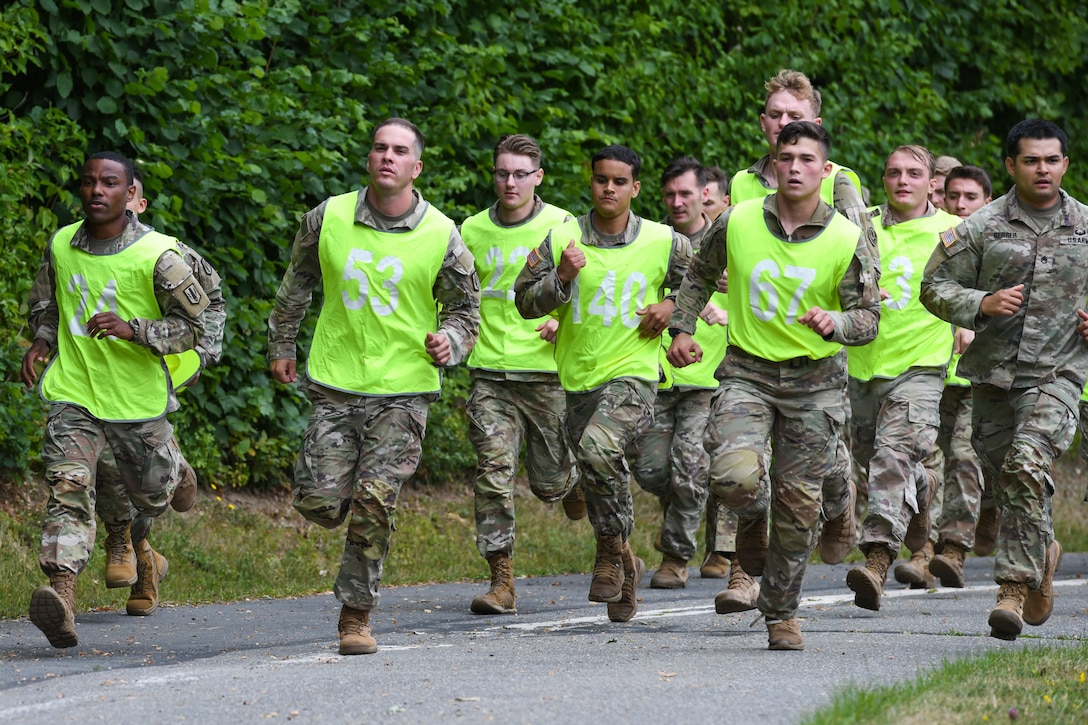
top-left (461, 134), bottom-right (579, 615)
top-left (268, 118), bottom-right (480, 654)
top-left (921, 119), bottom-right (1086, 640)
top-left (22, 151), bottom-right (210, 648)
top-left (514, 144), bottom-right (692, 623)
top-left (669, 122), bottom-right (880, 649)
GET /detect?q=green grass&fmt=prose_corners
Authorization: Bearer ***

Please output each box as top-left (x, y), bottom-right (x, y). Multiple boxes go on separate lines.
top-left (802, 642), bottom-right (1088, 725)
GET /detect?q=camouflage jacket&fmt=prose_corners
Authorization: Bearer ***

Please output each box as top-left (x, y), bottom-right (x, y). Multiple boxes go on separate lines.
top-left (670, 194), bottom-right (881, 347)
top-left (267, 187), bottom-right (480, 371)
top-left (920, 188), bottom-right (1088, 394)
top-left (512, 210), bottom-right (692, 319)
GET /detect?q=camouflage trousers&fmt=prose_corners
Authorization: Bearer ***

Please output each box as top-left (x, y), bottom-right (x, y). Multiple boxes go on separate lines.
top-left (972, 381), bottom-right (1076, 588)
top-left (925, 384), bottom-right (989, 549)
top-left (466, 377), bottom-right (576, 558)
top-left (708, 349), bottom-right (849, 620)
top-left (627, 387), bottom-right (713, 561)
top-left (39, 404), bottom-right (179, 575)
top-left (851, 369), bottom-right (942, 553)
top-left (292, 387), bottom-right (429, 610)
top-left (704, 495), bottom-right (738, 555)
top-left (1079, 400), bottom-right (1088, 503)
top-left (564, 378), bottom-right (656, 540)
top-left (96, 434), bottom-right (194, 544)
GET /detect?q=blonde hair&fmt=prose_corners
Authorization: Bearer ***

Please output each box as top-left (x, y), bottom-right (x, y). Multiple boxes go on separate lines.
top-left (934, 155), bottom-right (962, 177)
top-left (765, 69), bottom-right (821, 117)
top-left (885, 145), bottom-right (936, 176)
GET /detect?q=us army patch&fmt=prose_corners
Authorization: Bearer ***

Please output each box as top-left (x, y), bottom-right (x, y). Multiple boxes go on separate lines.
top-left (940, 228), bottom-right (958, 248)
top-left (526, 247), bottom-right (542, 268)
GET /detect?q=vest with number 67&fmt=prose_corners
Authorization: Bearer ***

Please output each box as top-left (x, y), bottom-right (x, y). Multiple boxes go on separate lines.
top-left (726, 199), bottom-right (858, 362)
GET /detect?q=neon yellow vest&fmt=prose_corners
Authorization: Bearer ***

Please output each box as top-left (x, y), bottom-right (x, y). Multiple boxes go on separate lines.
top-left (663, 290), bottom-right (728, 390)
top-left (552, 218), bottom-right (672, 392)
top-left (730, 161), bottom-right (861, 207)
top-left (40, 222), bottom-right (178, 421)
top-left (946, 352), bottom-right (969, 387)
top-left (308, 192), bottom-right (452, 395)
top-left (726, 199), bottom-right (857, 361)
top-left (463, 203), bottom-right (570, 373)
top-left (848, 208), bottom-right (957, 381)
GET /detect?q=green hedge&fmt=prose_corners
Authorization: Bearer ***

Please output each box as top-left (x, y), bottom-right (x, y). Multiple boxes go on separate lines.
top-left (3, 0), bottom-right (1087, 488)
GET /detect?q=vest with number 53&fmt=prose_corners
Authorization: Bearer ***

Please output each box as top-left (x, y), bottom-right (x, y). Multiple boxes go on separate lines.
top-left (309, 191), bottom-right (454, 396)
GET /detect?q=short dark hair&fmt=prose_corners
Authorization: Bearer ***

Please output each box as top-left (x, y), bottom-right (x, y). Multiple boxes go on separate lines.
top-left (592, 145), bottom-right (641, 180)
top-left (703, 165), bottom-right (727, 187)
top-left (776, 121), bottom-right (830, 159)
top-left (86, 151), bottom-right (134, 185)
top-left (374, 117), bottom-right (425, 157)
top-left (661, 156), bottom-right (706, 187)
top-left (945, 164), bottom-right (992, 198)
top-left (1006, 119), bottom-right (1067, 159)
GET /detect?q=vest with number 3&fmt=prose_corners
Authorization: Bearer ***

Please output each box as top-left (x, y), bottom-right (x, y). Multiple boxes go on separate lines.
top-left (41, 222), bottom-right (178, 421)
top-left (309, 191), bottom-right (452, 396)
top-left (727, 199), bottom-right (857, 361)
top-left (551, 217), bottom-right (672, 392)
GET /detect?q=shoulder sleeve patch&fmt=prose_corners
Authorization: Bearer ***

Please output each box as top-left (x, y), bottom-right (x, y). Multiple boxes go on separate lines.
top-left (940, 227), bottom-right (958, 248)
top-left (526, 247), bottom-right (542, 268)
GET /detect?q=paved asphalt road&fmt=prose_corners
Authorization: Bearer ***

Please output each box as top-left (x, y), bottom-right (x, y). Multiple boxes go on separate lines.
top-left (1, 554), bottom-right (1086, 724)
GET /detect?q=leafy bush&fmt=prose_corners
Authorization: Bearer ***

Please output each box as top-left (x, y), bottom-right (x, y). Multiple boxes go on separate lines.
top-left (3, 0), bottom-right (1088, 488)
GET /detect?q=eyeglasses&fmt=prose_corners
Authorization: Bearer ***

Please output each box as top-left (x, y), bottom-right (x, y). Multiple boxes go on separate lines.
top-left (492, 169), bottom-right (539, 183)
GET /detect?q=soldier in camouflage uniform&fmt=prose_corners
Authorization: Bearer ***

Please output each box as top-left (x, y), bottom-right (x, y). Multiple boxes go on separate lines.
top-left (21, 152), bottom-right (211, 649)
top-left (88, 167), bottom-right (225, 616)
top-left (268, 119), bottom-right (480, 655)
top-left (514, 145), bottom-right (692, 623)
top-left (626, 158), bottom-right (727, 592)
top-left (926, 165), bottom-right (996, 589)
top-left (702, 165), bottom-right (730, 221)
top-left (845, 145), bottom-right (960, 610)
top-left (669, 123), bottom-right (880, 650)
top-left (460, 134), bottom-right (579, 616)
top-left (921, 119), bottom-right (1088, 641)
top-left (715, 69), bottom-right (875, 606)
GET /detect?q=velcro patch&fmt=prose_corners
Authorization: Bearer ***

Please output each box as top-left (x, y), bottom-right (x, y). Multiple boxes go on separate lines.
top-left (940, 227), bottom-right (958, 248)
top-left (526, 247), bottom-right (542, 268)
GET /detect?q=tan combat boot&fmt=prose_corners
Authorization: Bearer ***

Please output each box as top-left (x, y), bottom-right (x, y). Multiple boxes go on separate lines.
top-left (126, 538), bottom-right (169, 616)
top-left (929, 541), bottom-right (967, 588)
top-left (104, 522), bottom-right (138, 588)
top-left (894, 540), bottom-right (935, 589)
top-left (973, 504), bottom-right (999, 557)
top-left (819, 481), bottom-right (856, 565)
top-left (847, 546), bottom-right (893, 611)
top-left (470, 553), bottom-right (516, 615)
top-left (29, 571), bottom-right (79, 649)
top-left (735, 516), bottom-right (768, 577)
top-left (607, 541), bottom-right (645, 622)
top-left (560, 483), bottom-right (587, 521)
top-left (989, 581), bottom-right (1028, 640)
top-left (1023, 540), bottom-right (1063, 626)
top-left (169, 436), bottom-right (198, 512)
top-left (699, 551), bottom-right (729, 579)
top-left (766, 618), bottom-right (804, 651)
top-left (338, 605), bottom-right (378, 655)
top-left (588, 534), bottom-right (624, 603)
top-left (650, 553), bottom-right (688, 589)
top-left (714, 558), bottom-right (760, 614)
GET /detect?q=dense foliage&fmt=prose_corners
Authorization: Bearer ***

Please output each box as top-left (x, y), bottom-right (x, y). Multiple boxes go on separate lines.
top-left (3, 0), bottom-right (1086, 487)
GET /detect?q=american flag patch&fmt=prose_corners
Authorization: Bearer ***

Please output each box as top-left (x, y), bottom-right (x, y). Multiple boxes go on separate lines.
top-left (527, 247), bottom-right (542, 268)
top-left (940, 228), bottom-right (958, 248)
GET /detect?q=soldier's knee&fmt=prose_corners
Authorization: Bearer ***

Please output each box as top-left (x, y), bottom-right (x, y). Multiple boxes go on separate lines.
top-left (708, 450), bottom-right (763, 507)
top-left (294, 493), bottom-right (349, 529)
top-left (45, 462), bottom-right (93, 493)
